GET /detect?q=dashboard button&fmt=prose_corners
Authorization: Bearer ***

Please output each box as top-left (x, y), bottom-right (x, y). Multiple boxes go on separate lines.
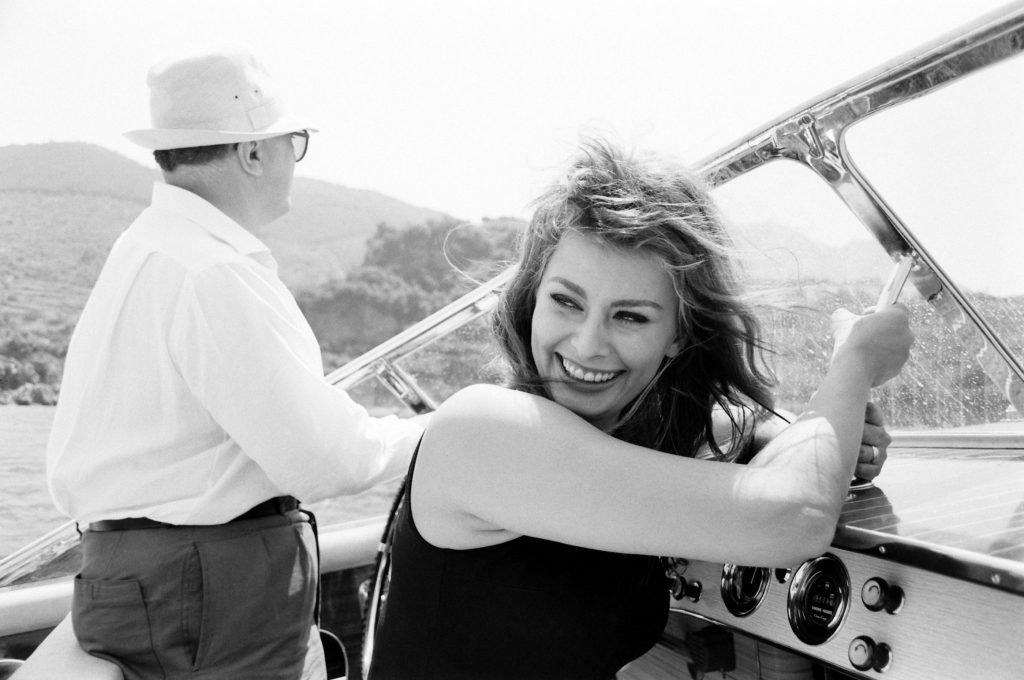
top-left (862, 577), bottom-right (905, 614)
top-left (873, 643), bottom-right (893, 672)
top-left (848, 636), bottom-right (894, 673)
top-left (849, 636), bottom-right (875, 671)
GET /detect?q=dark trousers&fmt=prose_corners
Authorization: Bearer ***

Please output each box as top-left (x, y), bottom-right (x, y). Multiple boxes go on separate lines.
top-left (72, 511), bottom-right (318, 680)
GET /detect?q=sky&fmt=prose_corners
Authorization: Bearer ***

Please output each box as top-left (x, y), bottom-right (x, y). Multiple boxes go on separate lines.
top-left (0, 0), bottom-right (1015, 223)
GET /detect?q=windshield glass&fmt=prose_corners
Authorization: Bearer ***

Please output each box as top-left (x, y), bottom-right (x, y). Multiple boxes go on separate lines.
top-left (711, 150), bottom-right (1022, 433)
top-left (843, 53), bottom-right (1024, 431)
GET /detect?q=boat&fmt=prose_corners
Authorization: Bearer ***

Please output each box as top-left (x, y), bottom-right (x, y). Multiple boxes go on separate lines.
top-left (2, 2), bottom-right (1023, 678)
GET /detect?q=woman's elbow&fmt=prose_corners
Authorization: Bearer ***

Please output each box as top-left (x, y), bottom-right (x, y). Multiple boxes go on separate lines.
top-left (773, 501), bottom-right (840, 565)
top-left (745, 483), bottom-right (841, 566)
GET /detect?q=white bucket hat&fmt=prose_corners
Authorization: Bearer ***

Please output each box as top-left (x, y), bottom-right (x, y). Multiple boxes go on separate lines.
top-left (124, 45), bottom-right (316, 150)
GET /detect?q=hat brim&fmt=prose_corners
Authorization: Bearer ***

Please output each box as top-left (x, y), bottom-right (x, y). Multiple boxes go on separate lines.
top-left (124, 115), bottom-right (317, 150)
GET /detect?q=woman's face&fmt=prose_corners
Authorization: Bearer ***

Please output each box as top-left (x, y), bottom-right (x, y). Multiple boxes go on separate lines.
top-left (530, 231), bottom-right (681, 431)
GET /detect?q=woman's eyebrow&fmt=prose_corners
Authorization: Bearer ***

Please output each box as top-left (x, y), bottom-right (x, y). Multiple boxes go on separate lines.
top-left (549, 277), bottom-right (664, 310)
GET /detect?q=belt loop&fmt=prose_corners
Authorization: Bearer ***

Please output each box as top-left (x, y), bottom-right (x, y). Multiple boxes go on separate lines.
top-left (299, 507), bottom-right (321, 627)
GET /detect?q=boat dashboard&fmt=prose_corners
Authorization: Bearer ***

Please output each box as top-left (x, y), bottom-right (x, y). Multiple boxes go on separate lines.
top-left (657, 432), bottom-right (1024, 679)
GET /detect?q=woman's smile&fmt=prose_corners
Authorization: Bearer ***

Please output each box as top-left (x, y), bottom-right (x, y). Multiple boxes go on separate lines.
top-left (558, 354), bottom-right (622, 384)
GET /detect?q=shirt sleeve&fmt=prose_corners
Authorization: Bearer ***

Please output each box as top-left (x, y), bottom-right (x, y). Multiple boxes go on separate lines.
top-left (168, 260), bottom-right (423, 502)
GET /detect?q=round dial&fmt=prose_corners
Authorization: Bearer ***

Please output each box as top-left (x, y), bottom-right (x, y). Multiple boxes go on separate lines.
top-left (787, 554), bottom-right (851, 645)
top-left (721, 564), bottom-right (770, 617)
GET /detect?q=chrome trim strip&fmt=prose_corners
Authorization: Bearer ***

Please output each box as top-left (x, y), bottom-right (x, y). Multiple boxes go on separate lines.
top-left (325, 268), bottom-right (513, 391)
top-left (891, 431), bottom-right (1024, 449)
top-left (0, 522), bottom-right (79, 588)
top-left (373, 360), bottom-right (439, 414)
top-left (836, 525), bottom-right (1024, 595)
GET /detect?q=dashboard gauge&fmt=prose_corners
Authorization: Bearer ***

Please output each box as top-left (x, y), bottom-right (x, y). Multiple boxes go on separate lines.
top-left (787, 554), bottom-right (850, 644)
top-left (721, 564), bottom-right (770, 617)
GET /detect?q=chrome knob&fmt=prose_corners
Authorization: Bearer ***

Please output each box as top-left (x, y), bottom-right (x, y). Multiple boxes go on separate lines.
top-left (849, 636), bottom-right (875, 671)
top-left (849, 636), bottom-right (892, 672)
top-left (670, 575), bottom-right (686, 600)
top-left (669, 576), bottom-right (702, 602)
top-left (873, 642), bottom-right (893, 672)
top-left (861, 577), bottom-right (904, 614)
top-left (684, 579), bottom-right (702, 602)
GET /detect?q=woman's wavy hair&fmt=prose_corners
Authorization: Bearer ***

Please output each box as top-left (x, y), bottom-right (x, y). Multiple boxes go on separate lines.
top-left (491, 138), bottom-right (776, 458)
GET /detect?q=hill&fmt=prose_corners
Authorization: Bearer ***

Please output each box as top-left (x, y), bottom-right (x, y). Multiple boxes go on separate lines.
top-left (0, 142), bottom-right (449, 291)
top-left (0, 142), bottom-right (894, 317)
top-left (0, 143), bottom-right (156, 200)
top-left (727, 219), bottom-right (889, 287)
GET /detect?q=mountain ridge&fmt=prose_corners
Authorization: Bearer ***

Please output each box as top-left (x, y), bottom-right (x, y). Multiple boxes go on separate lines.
top-left (0, 142), bottom-right (451, 289)
top-left (1, 142), bottom-right (889, 325)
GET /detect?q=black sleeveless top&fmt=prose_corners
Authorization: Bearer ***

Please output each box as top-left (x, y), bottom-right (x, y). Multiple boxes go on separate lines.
top-left (368, 447), bottom-right (669, 679)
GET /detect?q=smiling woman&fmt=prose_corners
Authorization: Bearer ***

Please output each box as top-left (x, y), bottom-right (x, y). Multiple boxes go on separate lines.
top-left (530, 232), bottom-right (681, 431)
top-left (365, 138), bottom-right (913, 680)
top-left (496, 140), bottom-right (777, 455)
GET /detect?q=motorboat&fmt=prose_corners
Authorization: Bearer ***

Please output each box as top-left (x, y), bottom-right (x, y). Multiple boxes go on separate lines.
top-left (2, 3), bottom-right (1022, 678)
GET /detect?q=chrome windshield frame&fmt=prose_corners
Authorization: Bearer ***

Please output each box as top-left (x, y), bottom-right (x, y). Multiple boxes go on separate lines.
top-left (696, 1), bottom-right (1024, 387)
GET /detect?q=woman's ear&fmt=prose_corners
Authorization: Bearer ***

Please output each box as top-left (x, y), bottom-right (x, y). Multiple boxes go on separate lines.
top-left (666, 336), bottom-right (683, 359)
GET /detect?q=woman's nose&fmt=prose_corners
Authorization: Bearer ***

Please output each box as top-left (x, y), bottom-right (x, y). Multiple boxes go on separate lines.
top-left (571, 315), bottom-right (609, 358)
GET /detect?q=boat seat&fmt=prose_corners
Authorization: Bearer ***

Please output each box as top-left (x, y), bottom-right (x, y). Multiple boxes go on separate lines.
top-left (11, 614), bottom-right (122, 679)
top-left (11, 616), bottom-right (344, 679)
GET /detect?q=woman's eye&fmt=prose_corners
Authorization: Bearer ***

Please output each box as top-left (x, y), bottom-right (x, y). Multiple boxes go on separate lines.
top-left (615, 311), bottom-right (649, 325)
top-left (551, 294), bottom-right (581, 310)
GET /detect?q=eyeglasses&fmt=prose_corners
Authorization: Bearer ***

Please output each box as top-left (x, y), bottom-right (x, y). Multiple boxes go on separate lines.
top-left (290, 130), bottom-right (310, 163)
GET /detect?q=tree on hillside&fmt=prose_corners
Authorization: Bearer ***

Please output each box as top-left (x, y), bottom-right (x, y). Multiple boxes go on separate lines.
top-left (363, 217), bottom-right (517, 294)
top-left (298, 217), bottom-right (520, 367)
top-left (0, 328), bottom-right (64, 404)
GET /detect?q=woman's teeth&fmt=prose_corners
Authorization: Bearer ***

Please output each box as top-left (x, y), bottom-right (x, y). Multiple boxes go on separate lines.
top-left (561, 356), bottom-right (617, 383)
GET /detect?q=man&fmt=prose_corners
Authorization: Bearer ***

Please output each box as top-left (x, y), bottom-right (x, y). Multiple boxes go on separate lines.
top-left (46, 45), bottom-right (422, 679)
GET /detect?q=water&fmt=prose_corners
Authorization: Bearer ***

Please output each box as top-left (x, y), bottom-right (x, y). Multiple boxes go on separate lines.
top-left (0, 406), bottom-right (67, 559)
top-left (0, 406), bottom-right (398, 560)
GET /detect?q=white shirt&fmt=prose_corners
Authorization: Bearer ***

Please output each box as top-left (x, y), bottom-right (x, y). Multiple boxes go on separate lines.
top-left (47, 183), bottom-right (422, 525)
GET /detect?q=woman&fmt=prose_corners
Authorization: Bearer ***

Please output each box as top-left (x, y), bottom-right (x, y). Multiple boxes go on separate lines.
top-left (368, 140), bottom-right (912, 679)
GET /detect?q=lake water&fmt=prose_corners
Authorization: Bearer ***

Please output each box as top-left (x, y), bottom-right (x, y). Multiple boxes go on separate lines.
top-left (0, 405), bottom-right (398, 560)
top-left (0, 406), bottom-right (66, 559)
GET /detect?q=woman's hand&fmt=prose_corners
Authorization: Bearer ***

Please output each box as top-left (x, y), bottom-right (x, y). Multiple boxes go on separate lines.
top-left (854, 401), bottom-right (891, 481)
top-left (830, 304), bottom-right (914, 387)
top-left (733, 401), bottom-right (891, 480)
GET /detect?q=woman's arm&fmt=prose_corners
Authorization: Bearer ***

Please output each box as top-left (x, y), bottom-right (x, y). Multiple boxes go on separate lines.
top-left (413, 305), bottom-right (912, 567)
top-left (725, 401), bottom-right (891, 480)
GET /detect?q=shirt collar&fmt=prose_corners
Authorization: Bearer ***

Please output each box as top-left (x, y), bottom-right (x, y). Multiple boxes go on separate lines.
top-left (150, 182), bottom-right (273, 259)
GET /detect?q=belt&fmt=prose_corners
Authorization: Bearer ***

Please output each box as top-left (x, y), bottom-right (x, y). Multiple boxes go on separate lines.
top-left (88, 496), bottom-right (300, 532)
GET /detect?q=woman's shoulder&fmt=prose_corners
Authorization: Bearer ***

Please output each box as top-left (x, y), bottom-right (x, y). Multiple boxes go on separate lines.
top-left (424, 383), bottom-right (611, 466)
top-left (436, 383), bottom-right (543, 418)
top-left (445, 382), bottom-right (510, 402)
top-left (425, 383), bottom-right (577, 453)
top-left (423, 384), bottom-right (507, 443)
